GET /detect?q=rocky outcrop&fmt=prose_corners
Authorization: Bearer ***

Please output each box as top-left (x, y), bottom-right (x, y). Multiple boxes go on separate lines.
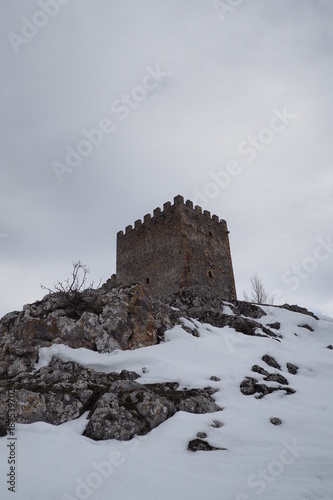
top-left (278, 304), bottom-right (319, 320)
top-left (162, 286), bottom-right (266, 322)
top-left (160, 286), bottom-right (281, 340)
top-left (0, 284), bottom-right (157, 378)
top-left (0, 282), bottom-right (318, 442)
top-left (0, 357), bottom-right (220, 441)
top-left (241, 354), bottom-right (298, 399)
top-left (85, 380), bottom-right (220, 441)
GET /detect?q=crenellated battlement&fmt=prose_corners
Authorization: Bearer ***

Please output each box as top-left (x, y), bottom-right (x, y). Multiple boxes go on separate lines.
top-left (117, 195), bottom-right (228, 239)
top-left (115, 194), bottom-right (237, 300)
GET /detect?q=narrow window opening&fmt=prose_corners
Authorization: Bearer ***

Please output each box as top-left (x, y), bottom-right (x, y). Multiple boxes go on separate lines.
top-left (146, 277), bottom-right (150, 284)
top-left (209, 231), bottom-right (213, 237)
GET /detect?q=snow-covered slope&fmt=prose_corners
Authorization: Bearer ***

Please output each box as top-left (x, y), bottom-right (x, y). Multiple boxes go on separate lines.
top-left (1, 305), bottom-right (332, 500)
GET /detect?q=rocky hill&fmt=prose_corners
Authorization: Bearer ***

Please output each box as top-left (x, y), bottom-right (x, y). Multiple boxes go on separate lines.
top-left (0, 283), bottom-right (324, 440)
top-left (0, 284), bottom-right (332, 499)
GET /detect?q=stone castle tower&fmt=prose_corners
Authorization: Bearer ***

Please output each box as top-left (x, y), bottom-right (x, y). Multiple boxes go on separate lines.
top-left (116, 195), bottom-right (237, 300)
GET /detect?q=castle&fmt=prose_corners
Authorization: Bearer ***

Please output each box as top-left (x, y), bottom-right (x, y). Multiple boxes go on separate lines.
top-left (114, 195), bottom-right (237, 300)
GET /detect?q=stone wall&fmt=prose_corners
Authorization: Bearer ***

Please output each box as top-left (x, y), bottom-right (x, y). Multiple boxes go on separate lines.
top-left (116, 195), bottom-right (237, 300)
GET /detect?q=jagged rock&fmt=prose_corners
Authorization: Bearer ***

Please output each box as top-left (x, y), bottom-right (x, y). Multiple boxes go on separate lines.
top-left (264, 373), bottom-right (289, 385)
top-left (232, 317), bottom-right (257, 336)
top-left (240, 377), bottom-right (259, 396)
top-left (298, 324), bottom-right (314, 332)
top-left (187, 438), bottom-right (226, 452)
top-left (84, 381), bottom-right (220, 441)
top-left (14, 390), bottom-right (84, 425)
top-left (0, 359), bottom-right (139, 431)
top-left (84, 380), bottom-right (175, 441)
top-left (279, 304), bottom-right (319, 320)
top-left (161, 286), bottom-right (266, 325)
top-left (196, 432), bottom-right (207, 439)
top-left (231, 301), bottom-right (266, 319)
top-left (252, 365), bottom-right (269, 376)
top-left (177, 391), bottom-right (221, 414)
top-left (0, 283), bottom-right (312, 443)
top-left (252, 365), bottom-right (289, 384)
top-left (267, 322), bottom-right (281, 330)
top-left (270, 417), bottom-right (282, 425)
top-left (0, 284), bottom-right (157, 378)
top-left (262, 354), bottom-right (281, 370)
top-left (327, 345), bottom-right (333, 350)
top-left (0, 283), bottom-right (283, 382)
top-left (152, 301), bottom-right (182, 342)
top-left (240, 377), bottom-right (295, 398)
top-left (286, 362), bottom-right (298, 374)
top-left (160, 286), bottom-right (282, 340)
top-left (0, 357), bottom-right (220, 441)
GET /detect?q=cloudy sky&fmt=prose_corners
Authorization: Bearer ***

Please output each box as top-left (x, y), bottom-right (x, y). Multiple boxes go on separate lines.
top-left (1, 0), bottom-right (332, 319)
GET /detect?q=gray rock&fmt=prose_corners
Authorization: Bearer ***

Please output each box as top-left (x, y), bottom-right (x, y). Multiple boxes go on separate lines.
top-left (84, 380), bottom-right (220, 441)
top-left (252, 365), bottom-right (269, 376)
top-left (270, 417), bottom-right (282, 425)
top-left (264, 373), bottom-right (289, 385)
top-left (0, 357), bottom-right (221, 441)
top-left (298, 324), bottom-right (314, 332)
top-left (161, 287), bottom-right (266, 326)
top-left (279, 304), bottom-right (319, 320)
top-left (262, 355), bottom-right (281, 370)
top-left (286, 362), bottom-right (298, 374)
top-left (187, 438), bottom-right (227, 452)
top-left (267, 322), bottom-right (281, 330)
top-left (240, 377), bottom-right (295, 398)
top-left (0, 284), bottom-right (158, 379)
top-left (211, 420), bottom-right (224, 428)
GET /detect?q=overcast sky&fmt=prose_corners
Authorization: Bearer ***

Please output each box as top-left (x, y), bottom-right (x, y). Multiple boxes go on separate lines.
top-left (1, 0), bottom-right (332, 319)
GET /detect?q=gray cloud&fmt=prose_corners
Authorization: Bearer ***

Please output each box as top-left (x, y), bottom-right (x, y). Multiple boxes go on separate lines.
top-left (1, 0), bottom-right (332, 317)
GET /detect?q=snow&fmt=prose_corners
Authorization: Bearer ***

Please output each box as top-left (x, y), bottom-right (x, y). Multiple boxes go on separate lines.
top-left (1, 305), bottom-right (333, 500)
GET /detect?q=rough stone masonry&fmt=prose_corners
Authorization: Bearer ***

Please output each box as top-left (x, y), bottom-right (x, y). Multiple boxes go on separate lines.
top-left (115, 195), bottom-right (237, 300)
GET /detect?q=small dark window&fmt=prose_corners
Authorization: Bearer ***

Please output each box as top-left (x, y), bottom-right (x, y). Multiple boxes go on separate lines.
top-left (209, 231), bottom-right (213, 237)
top-left (208, 270), bottom-right (214, 279)
top-left (146, 277), bottom-right (150, 284)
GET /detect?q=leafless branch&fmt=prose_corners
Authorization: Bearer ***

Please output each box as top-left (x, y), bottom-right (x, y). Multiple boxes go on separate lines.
top-left (243, 272), bottom-right (273, 305)
top-left (41, 260), bottom-right (95, 296)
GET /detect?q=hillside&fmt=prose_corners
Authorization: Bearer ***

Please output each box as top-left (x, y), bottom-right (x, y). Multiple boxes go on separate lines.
top-left (0, 284), bottom-right (332, 500)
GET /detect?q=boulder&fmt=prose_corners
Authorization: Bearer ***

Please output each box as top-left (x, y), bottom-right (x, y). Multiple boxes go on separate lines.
top-left (0, 284), bottom-right (157, 378)
top-left (0, 357), bottom-right (220, 441)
